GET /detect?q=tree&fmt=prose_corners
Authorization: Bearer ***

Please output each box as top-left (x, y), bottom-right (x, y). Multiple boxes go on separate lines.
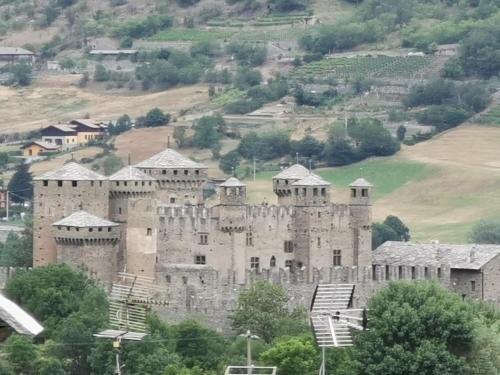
top-left (102, 154), bottom-right (123, 175)
top-left (323, 138), bottom-right (359, 166)
top-left (93, 64), bottom-right (110, 82)
top-left (354, 282), bottom-right (475, 375)
top-left (173, 126), bottom-right (189, 148)
top-left (470, 220), bottom-right (500, 244)
top-left (396, 125), bottom-right (407, 141)
top-left (4, 335), bottom-right (38, 375)
top-left (7, 163), bottom-right (33, 203)
top-left (109, 114), bottom-right (132, 135)
top-left (384, 215), bottom-right (410, 241)
top-left (137, 108), bottom-right (171, 128)
top-left (174, 320), bottom-right (227, 370)
top-left (290, 135), bottom-right (324, 158)
top-left (0, 228), bottom-right (33, 268)
top-left (230, 281), bottom-right (307, 343)
top-left (260, 337), bottom-right (318, 375)
top-left (219, 150), bottom-right (241, 174)
top-left (372, 223), bottom-right (399, 249)
top-left (234, 68), bottom-right (262, 90)
top-left (11, 63), bottom-right (32, 86)
top-left (192, 115), bottom-right (225, 149)
top-left (348, 118), bottom-right (400, 158)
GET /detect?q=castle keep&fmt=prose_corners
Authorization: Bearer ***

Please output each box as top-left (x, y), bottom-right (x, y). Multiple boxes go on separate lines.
top-left (33, 148), bottom-right (373, 285)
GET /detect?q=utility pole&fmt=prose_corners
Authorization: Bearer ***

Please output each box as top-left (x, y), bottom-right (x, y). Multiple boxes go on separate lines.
top-left (240, 330), bottom-right (260, 375)
top-left (253, 157), bottom-right (256, 181)
top-left (113, 338), bottom-right (122, 375)
top-left (5, 190), bottom-right (9, 222)
top-left (296, 152), bottom-right (299, 164)
top-left (344, 110), bottom-right (348, 139)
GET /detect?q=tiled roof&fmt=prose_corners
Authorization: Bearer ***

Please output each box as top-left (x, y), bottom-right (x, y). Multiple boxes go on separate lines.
top-left (46, 124), bottom-right (77, 133)
top-left (53, 211), bottom-right (118, 227)
top-left (273, 164), bottom-right (310, 180)
top-left (0, 293), bottom-right (43, 337)
top-left (350, 178), bottom-right (373, 187)
top-left (22, 141), bottom-right (59, 150)
top-left (373, 241), bottom-right (500, 270)
top-left (70, 119), bottom-right (102, 129)
top-left (135, 149), bottom-right (206, 169)
top-left (219, 177), bottom-right (246, 187)
top-left (292, 174), bottom-right (330, 186)
top-left (0, 47), bottom-right (34, 55)
top-left (34, 162), bottom-right (107, 181)
top-left (109, 166), bottom-right (155, 181)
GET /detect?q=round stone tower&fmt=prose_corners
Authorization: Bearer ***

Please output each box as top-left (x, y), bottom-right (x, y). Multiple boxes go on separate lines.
top-left (273, 164), bottom-right (310, 206)
top-left (33, 162), bottom-right (109, 267)
top-left (108, 166), bottom-right (156, 223)
top-left (52, 211), bottom-right (120, 285)
top-left (349, 178), bottom-right (373, 267)
top-left (134, 148), bottom-right (208, 205)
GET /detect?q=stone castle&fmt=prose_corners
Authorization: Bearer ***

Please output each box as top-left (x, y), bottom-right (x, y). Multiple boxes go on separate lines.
top-left (33, 148), bottom-right (373, 286)
top-left (34, 148), bottom-right (498, 328)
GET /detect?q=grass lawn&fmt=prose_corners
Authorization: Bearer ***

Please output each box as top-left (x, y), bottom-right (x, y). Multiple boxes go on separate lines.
top-left (244, 158), bottom-right (435, 203)
top-left (149, 28), bottom-right (235, 42)
top-left (316, 158), bottom-right (436, 200)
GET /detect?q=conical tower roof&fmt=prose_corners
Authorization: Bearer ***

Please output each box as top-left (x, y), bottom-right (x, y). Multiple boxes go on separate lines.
top-left (109, 166), bottom-right (155, 181)
top-left (53, 211), bottom-right (118, 227)
top-left (273, 164), bottom-right (310, 180)
top-left (219, 177), bottom-right (246, 187)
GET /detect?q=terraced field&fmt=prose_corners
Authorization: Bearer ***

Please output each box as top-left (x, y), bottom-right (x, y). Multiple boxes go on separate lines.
top-left (291, 55), bottom-right (435, 82)
top-left (149, 28), bottom-right (235, 42)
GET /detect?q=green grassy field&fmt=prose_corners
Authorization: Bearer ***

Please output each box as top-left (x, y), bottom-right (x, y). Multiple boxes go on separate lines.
top-left (476, 104), bottom-right (500, 126)
top-left (244, 158), bottom-right (436, 203)
top-left (149, 28), bottom-right (235, 42)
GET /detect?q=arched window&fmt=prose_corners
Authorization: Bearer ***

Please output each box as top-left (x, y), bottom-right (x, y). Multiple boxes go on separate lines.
top-left (270, 256), bottom-right (276, 267)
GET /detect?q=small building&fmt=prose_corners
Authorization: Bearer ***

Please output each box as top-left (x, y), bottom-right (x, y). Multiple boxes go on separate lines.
top-left (0, 47), bottom-right (36, 64)
top-left (69, 119), bottom-right (106, 145)
top-left (41, 125), bottom-right (78, 151)
top-left (21, 140), bottom-right (59, 157)
top-left (373, 241), bottom-right (500, 301)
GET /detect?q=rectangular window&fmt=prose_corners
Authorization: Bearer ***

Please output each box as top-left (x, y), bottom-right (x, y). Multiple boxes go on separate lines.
top-left (246, 232), bottom-right (253, 246)
top-left (333, 250), bottom-right (342, 266)
top-left (437, 268), bottom-right (442, 278)
top-left (285, 260), bottom-right (294, 270)
top-left (72, 181), bottom-right (77, 187)
top-left (385, 265), bottom-right (390, 280)
top-left (351, 188), bottom-right (357, 198)
top-left (184, 170), bottom-right (188, 175)
top-left (411, 266), bottom-right (416, 280)
top-left (43, 180), bottom-right (48, 187)
top-left (471, 280), bottom-right (476, 292)
top-left (424, 267), bottom-right (429, 279)
top-left (313, 188), bottom-right (318, 196)
top-left (146, 228), bottom-right (152, 236)
top-left (284, 240), bottom-right (294, 253)
top-left (170, 197), bottom-right (176, 204)
top-left (57, 180), bottom-right (63, 187)
top-left (362, 189), bottom-right (369, 197)
top-left (250, 257), bottom-right (260, 271)
top-left (195, 255), bottom-right (206, 265)
top-left (199, 234), bottom-right (208, 245)
top-left (321, 188), bottom-right (326, 196)
top-left (398, 266), bottom-right (403, 279)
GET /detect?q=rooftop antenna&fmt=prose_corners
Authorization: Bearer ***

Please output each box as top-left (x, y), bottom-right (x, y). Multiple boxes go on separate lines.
top-left (127, 153), bottom-right (131, 166)
top-left (310, 283), bottom-right (368, 375)
top-left (296, 152), bottom-right (299, 164)
top-left (94, 272), bottom-right (168, 374)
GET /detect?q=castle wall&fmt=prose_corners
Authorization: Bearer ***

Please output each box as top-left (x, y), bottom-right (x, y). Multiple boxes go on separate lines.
top-left (33, 179), bottom-right (109, 266)
top-left (152, 264), bottom-right (452, 331)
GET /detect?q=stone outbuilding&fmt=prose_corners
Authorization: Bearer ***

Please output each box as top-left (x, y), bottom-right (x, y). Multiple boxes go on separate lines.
top-left (373, 241), bottom-right (500, 301)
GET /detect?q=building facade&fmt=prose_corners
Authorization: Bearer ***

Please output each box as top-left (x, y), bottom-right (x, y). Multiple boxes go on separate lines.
top-left (33, 148), bottom-right (373, 285)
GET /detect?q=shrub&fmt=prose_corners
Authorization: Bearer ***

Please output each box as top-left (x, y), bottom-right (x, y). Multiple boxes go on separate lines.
top-left (94, 64), bottom-right (110, 82)
top-left (114, 15), bottom-right (173, 39)
top-left (136, 108), bottom-right (171, 127)
top-left (176, 0), bottom-right (200, 7)
top-left (11, 62), bottom-right (32, 86)
top-left (234, 68), bottom-right (262, 90)
top-left (219, 150), bottom-right (241, 174)
top-left (416, 105), bottom-right (470, 132)
top-left (226, 41), bottom-right (267, 66)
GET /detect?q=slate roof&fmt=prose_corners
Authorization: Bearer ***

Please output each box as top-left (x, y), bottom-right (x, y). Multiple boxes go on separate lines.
top-left (273, 164), bottom-right (311, 180)
top-left (219, 177), bottom-right (246, 187)
top-left (53, 211), bottom-right (119, 227)
top-left (350, 178), bottom-right (373, 187)
top-left (109, 166), bottom-right (155, 181)
top-left (70, 119), bottom-right (102, 129)
top-left (21, 141), bottom-right (59, 150)
top-left (0, 293), bottom-right (43, 337)
top-left (34, 162), bottom-right (107, 181)
top-left (292, 174), bottom-right (330, 186)
top-left (373, 241), bottom-right (500, 270)
top-left (49, 124), bottom-right (77, 133)
top-left (135, 149), bottom-right (206, 169)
